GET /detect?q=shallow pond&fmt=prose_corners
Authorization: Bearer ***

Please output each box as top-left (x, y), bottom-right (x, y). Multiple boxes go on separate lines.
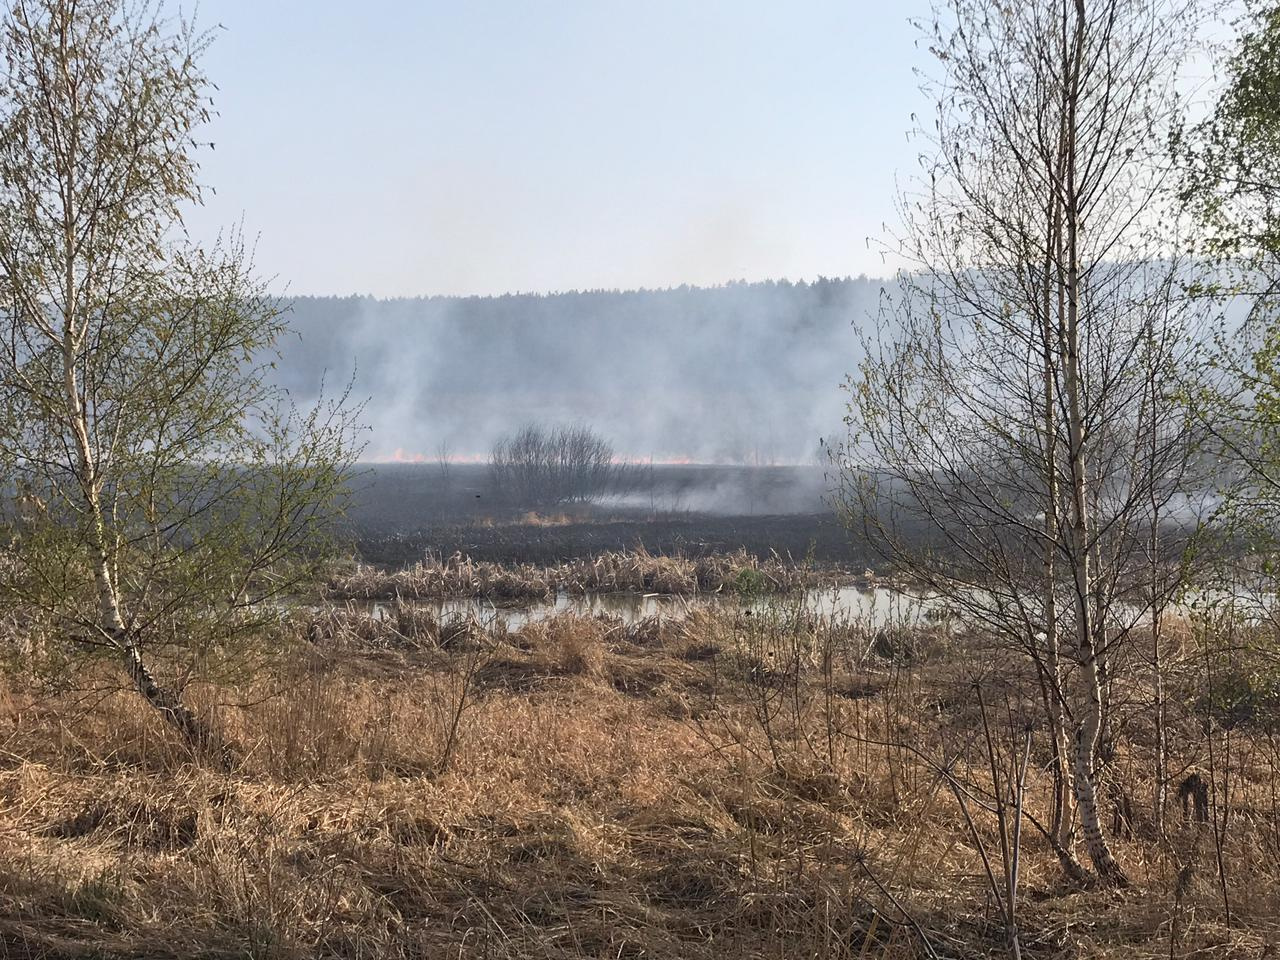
top-left (367, 584), bottom-right (939, 631)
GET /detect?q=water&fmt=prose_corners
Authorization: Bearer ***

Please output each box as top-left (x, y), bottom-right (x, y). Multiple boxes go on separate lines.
top-left (368, 584), bottom-right (938, 632)
top-left (357, 579), bottom-right (1274, 635)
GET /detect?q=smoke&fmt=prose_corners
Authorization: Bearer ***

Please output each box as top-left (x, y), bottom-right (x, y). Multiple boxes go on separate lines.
top-left (271, 277), bottom-right (882, 467)
top-left (603, 465), bottom-right (831, 516)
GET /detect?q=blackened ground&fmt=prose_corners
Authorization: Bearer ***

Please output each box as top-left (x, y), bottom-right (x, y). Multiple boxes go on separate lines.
top-left (348, 463), bottom-right (832, 530)
top-left (354, 512), bottom-right (872, 567)
top-left (344, 463), bottom-right (877, 567)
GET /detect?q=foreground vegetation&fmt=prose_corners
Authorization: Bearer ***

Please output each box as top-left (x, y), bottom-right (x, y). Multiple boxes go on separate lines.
top-left (1, 600), bottom-right (1276, 959)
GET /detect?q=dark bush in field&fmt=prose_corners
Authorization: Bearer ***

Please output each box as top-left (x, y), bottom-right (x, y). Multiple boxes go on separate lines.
top-left (489, 423), bottom-right (638, 507)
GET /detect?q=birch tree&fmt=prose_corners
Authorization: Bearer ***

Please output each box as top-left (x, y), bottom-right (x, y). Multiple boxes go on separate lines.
top-left (1180, 2), bottom-right (1280, 603)
top-left (0, 0), bottom-right (357, 757)
top-left (836, 0), bottom-right (1212, 885)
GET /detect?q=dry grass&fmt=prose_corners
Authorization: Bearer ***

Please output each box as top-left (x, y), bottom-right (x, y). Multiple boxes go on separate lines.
top-left (327, 547), bottom-right (842, 602)
top-left (294, 600), bottom-right (482, 651)
top-left (0, 605), bottom-right (1277, 959)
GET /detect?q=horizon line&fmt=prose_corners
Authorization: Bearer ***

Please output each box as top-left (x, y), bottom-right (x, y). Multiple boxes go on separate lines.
top-left (271, 272), bottom-right (892, 304)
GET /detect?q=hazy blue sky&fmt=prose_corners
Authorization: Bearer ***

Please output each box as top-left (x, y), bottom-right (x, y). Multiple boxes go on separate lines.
top-left (184, 2), bottom-right (931, 297)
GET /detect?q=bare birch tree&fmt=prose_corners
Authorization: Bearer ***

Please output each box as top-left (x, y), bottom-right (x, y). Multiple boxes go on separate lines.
top-left (835, 0), bottom-right (1213, 885)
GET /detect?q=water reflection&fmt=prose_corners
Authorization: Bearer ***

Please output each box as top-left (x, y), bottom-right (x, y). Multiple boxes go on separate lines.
top-left (368, 585), bottom-right (938, 632)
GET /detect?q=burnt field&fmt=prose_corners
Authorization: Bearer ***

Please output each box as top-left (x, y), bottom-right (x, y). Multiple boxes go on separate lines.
top-left (344, 463), bottom-right (872, 567)
top-left (354, 511), bottom-right (869, 567)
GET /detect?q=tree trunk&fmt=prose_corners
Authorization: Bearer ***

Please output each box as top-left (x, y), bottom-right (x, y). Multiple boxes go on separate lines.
top-left (61, 274), bottom-right (222, 762)
top-left (1061, 0), bottom-right (1126, 885)
top-left (1042, 156), bottom-right (1078, 867)
top-left (1149, 372), bottom-right (1168, 835)
top-left (1153, 603), bottom-right (1168, 834)
top-left (120, 631), bottom-right (223, 751)
top-left (1139, 320), bottom-right (1170, 834)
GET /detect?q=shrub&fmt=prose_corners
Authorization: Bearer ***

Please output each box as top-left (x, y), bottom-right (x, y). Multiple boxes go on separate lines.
top-left (489, 423), bottom-right (636, 507)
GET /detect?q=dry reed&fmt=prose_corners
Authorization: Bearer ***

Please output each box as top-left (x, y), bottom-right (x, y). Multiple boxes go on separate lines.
top-left (327, 547), bottom-right (841, 603)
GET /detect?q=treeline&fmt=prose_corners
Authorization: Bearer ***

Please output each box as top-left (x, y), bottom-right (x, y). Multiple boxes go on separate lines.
top-left (272, 277), bottom-right (880, 464)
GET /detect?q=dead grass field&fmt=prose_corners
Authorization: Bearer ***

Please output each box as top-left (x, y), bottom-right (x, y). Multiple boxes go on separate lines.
top-left (0, 604), bottom-right (1276, 959)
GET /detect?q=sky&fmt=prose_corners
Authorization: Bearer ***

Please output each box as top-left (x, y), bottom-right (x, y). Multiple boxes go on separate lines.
top-left (183, 1), bottom-right (932, 298)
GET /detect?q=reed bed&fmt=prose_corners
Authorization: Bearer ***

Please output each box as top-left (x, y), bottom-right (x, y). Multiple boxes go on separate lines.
top-left (0, 605), bottom-right (1276, 959)
top-left (327, 547), bottom-right (843, 602)
top-left (295, 600), bottom-right (481, 650)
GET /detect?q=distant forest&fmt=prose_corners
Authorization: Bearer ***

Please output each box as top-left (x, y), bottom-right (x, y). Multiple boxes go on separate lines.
top-left (274, 277), bottom-right (881, 464)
